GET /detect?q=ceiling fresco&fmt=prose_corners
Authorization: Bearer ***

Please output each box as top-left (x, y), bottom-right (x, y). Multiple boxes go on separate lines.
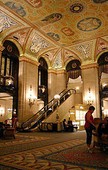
top-left (0, 0), bottom-right (108, 68)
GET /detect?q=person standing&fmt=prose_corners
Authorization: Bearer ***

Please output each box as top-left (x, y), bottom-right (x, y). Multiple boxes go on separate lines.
top-left (84, 106), bottom-right (96, 153)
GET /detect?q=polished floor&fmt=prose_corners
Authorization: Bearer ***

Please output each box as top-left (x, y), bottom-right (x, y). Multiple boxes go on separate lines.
top-left (0, 130), bottom-right (104, 170)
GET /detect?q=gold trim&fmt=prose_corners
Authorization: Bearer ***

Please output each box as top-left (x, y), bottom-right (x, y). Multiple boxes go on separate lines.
top-left (81, 63), bottom-right (98, 70)
top-left (19, 56), bottom-right (39, 66)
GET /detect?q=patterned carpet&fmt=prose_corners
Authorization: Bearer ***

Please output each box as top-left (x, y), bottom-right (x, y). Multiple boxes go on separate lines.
top-left (0, 133), bottom-right (50, 156)
top-left (0, 131), bottom-right (103, 170)
top-left (44, 144), bottom-right (108, 169)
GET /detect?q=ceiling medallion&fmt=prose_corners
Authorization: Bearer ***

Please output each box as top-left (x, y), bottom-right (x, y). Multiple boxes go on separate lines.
top-left (77, 17), bottom-right (101, 31)
top-left (47, 32), bottom-right (60, 41)
top-left (7, 45), bottom-right (12, 52)
top-left (105, 56), bottom-right (108, 62)
top-left (93, 0), bottom-right (108, 3)
top-left (72, 63), bottom-right (77, 68)
top-left (70, 3), bottom-right (83, 13)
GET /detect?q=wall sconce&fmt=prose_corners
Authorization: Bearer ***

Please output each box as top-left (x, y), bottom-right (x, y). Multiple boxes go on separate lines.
top-left (86, 88), bottom-right (93, 105)
top-left (39, 85), bottom-right (46, 93)
top-left (28, 85), bottom-right (37, 107)
top-left (0, 105), bottom-right (4, 116)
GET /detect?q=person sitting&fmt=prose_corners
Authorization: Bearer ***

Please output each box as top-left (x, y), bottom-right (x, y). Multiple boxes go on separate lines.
top-left (68, 117), bottom-right (72, 125)
top-left (63, 119), bottom-right (73, 132)
top-left (63, 119), bottom-right (68, 131)
top-left (68, 118), bottom-right (74, 132)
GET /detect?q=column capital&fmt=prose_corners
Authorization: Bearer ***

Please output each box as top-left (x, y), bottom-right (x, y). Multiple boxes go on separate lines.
top-left (19, 56), bottom-right (39, 66)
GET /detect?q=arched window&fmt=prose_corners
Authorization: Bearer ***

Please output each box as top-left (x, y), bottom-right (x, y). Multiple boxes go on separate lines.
top-left (0, 40), bottom-right (19, 117)
top-left (66, 59), bottom-right (81, 79)
top-left (38, 57), bottom-right (48, 106)
top-left (1, 40), bottom-right (19, 89)
top-left (98, 52), bottom-right (108, 75)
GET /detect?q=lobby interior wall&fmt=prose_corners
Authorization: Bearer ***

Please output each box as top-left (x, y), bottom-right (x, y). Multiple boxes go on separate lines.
top-left (18, 58), bottom-right (38, 124)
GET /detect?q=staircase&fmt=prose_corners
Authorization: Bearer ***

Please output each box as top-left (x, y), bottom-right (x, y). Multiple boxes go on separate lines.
top-left (21, 88), bottom-right (76, 131)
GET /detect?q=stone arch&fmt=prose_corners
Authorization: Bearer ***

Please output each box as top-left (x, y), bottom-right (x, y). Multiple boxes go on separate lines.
top-left (66, 59), bottom-right (81, 79)
top-left (2, 38), bottom-right (23, 56)
top-left (0, 39), bottom-right (20, 121)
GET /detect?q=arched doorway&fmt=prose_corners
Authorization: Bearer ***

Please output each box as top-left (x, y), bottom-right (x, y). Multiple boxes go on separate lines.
top-left (0, 40), bottom-right (19, 124)
top-left (38, 57), bottom-right (48, 106)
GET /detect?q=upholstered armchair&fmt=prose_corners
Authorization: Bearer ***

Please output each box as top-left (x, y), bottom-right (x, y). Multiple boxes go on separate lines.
top-left (3, 125), bottom-right (15, 139)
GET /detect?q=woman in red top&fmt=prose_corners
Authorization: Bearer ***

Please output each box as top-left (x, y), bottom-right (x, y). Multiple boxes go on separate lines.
top-left (84, 106), bottom-right (96, 153)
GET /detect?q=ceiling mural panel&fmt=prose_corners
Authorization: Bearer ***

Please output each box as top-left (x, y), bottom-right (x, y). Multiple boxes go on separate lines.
top-left (52, 49), bottom-right (63, 69)
top-left (25, 0), bottom-right (42, 8)
top-left (0, 0), bottom-right (108, 47)
top-left (93, 0), bottom-right (108, 3)
top-left (0, 0), bottom-right (108, 68)
top-left (0, 10), bottom-right (17, 33)
top-left (77, 17), bottom-right (102, 32)
top-left (42, 49), bottom-right (59, 62)
top-left (5, 1), bottom-right (26, 17)
top-left (8, 28), bottom-right (31, 47)
top-left (63, 50), bottom-right (78, 63)
top-left (96, 38), bottom-right (108, 55)
top-left (28, 30), bottom-right (56, 54)
top-left (68, 40), bottom-right (96, 62)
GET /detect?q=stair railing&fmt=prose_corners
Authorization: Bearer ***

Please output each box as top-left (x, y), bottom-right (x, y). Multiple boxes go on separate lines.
top-left (21, 88), bottom-right (76, 130)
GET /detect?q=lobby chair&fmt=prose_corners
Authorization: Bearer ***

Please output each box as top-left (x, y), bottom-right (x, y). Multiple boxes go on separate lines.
top-left (3, 125), bottom-right (15, 139)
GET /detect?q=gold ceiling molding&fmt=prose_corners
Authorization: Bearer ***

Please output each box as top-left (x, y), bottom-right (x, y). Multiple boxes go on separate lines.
top-left (48, 68), bottom-right (66, 74)
top-left (19, 56), bottom-right (39, 66)
top-left (81, 63), bottom-right (98, 70)
top-left (1, 0), bottom-right (108, 47)
top-left (0, 0), bottom-right (108, 68)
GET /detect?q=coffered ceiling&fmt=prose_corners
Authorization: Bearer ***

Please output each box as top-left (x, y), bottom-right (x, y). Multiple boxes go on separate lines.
top-left (0, 0), bottom-right (108, 67)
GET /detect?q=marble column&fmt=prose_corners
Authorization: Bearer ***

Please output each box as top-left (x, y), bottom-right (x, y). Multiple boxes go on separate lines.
top-left (18, 56), bottom-right (39, 124)
top-left (81, 63), bottom-right (100, 118)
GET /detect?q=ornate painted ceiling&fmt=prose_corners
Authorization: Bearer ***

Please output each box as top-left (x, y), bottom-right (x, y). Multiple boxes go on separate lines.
top-left (0, 0), bottom-right (108, 68)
